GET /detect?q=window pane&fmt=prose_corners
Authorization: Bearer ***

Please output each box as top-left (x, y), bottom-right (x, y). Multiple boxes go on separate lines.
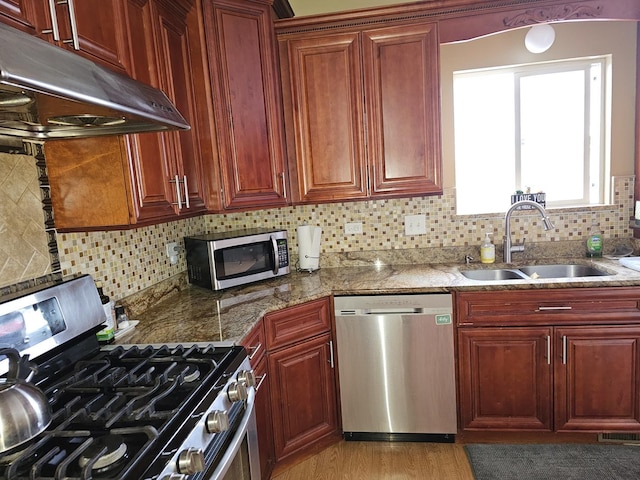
top-left (519, 70), bottom-right (586, 202)
top-left (454, 73), bottom-right (515, 214)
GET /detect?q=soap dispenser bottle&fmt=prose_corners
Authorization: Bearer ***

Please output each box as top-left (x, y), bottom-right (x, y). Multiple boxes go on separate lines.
top-left (480, 232), bottom-right (495, 264)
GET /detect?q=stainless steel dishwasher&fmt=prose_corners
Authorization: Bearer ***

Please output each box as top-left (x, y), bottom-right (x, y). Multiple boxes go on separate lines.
top-left (334, 294), bottom-right (457, 442)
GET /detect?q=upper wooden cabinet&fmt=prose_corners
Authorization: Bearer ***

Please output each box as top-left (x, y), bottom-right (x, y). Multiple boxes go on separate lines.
top-left (203, 0), bottom-right (289, 210)
top-left (0, 0), bottom-right (46, 34)
top-left (277, 20), bottom-right (442, 203)
top-left (0, 1), bottom-right (130, 72)
top-left (46, 0), bottom-right (211, 230)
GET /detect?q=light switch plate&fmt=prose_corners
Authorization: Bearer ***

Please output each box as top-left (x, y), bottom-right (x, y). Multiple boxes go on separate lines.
top-left (405, 214), bottom-right (427, 235)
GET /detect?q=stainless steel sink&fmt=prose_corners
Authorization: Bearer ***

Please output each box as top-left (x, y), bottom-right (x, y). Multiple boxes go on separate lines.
top-left (518, 264), bottom-right (610, 279)
top-left (461, 263), bottom-right (612, 281)
top-left (460, 269), bottom-right (527, 281)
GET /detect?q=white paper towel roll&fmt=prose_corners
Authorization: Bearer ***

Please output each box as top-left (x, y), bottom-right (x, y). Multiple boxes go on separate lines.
top-left (298, 224), bottom-right (322, 271)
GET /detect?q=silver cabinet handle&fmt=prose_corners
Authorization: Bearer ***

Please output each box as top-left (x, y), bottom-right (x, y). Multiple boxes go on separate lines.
top-left (537, 306), bottom-right (572, 311)
top-left (183, 175), bottom-right (190, 209)
top-left (43, 0), bottom-right (61, 41)
top-left (255, 373), bottom-right (267, 392)
top-left (545, 335), bottom-right (551, 365)
top-left (562, 335), bottom-right (568, 364)
top-left (328, 340), bottom-right (335, 369)
top-left (170, 175), bottom-right (183, 209)
top-left (63, 0), bottom-right (80, 50)
top-left (280, 172), bottom-right (287, 199)
top-left (247, 342), bottom-right (262, 361)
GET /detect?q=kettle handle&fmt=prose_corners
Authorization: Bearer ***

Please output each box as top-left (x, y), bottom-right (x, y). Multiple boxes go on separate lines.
top-left (0, 348), bottom-right (35, 382)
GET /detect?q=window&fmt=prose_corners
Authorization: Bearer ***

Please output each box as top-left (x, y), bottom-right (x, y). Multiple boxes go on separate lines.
top-left (453, 57), bottom-right (609, 215)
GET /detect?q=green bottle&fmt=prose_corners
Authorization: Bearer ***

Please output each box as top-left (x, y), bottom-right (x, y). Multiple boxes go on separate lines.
top-left (586, 222), bottom-right (603, 258)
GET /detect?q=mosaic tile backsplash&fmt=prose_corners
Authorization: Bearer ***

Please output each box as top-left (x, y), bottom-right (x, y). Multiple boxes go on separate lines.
top-left (55, 176), bottom-right (636, 302)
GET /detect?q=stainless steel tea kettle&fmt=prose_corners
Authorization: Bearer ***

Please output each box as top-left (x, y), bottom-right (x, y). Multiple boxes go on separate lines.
top-left (0, 348), bottom-right (51, 453)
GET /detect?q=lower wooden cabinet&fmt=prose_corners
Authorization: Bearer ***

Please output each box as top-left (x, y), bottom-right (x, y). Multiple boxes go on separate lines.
top-left (268, 331), bottom-right (338, 460)
top-left (457, 327), bottom-right (553, 431)
top-left (241, 320), bottom-right (274, 480)
top-left (554, 326), bottom-right (640, 431)
top-left (241, 298), bottom-right (340, 474)
top-left (456, 289), bottom-right (640, 433)
top-left (264, 297), bottom-right (340, 463)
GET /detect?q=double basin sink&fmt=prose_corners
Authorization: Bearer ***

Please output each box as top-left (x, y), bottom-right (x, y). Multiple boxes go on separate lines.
top-left (460, 263), bottom-right (613, 281)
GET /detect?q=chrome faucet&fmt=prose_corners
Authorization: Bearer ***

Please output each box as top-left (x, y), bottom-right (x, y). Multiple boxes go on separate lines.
top-left (504, 200), bottom-right (554, 263)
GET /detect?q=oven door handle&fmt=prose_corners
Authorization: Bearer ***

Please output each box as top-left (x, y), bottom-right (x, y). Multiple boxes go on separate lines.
top-left (207, 388), bottom-right (260, 480)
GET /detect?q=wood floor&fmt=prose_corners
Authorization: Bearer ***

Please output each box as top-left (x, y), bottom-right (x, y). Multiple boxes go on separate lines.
top-left (271, 441), bottom-right (474, 480)
top-left (270, 432), bottom-right (599, 479)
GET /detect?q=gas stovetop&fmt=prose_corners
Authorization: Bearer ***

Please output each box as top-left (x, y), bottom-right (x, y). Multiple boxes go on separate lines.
top-left (0, 275), bottom-right (254, 480)
top-left (1, 342), bottom-right (246, 480)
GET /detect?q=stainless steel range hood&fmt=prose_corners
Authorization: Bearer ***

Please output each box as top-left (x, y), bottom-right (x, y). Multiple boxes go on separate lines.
top-left (0, 22), bottom-right (189, 148)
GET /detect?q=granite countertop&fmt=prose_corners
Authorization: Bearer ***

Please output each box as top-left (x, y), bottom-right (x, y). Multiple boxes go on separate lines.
top-left (118, 257), bottom-right (640, 346)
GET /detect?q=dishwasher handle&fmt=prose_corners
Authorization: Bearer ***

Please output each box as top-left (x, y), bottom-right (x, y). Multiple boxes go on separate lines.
top-left (337, 307), bottom-right (443, 316)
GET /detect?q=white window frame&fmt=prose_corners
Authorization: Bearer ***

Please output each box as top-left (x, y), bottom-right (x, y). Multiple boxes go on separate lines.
top-left (453, 56), bottom-right (610, 215)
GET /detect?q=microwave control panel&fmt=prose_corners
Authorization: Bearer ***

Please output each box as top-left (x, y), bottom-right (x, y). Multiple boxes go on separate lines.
top-left (277, 238), bottom-right (289, 267)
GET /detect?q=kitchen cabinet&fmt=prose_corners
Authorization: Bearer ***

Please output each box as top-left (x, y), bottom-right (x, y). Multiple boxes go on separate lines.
top-left (456, 288), bottom-right (640, 432)
top-left (0, 1), bottom-right (129, 72)
top-left (277, 20), bottom-right (442, 203)
top-left (203, 0), bottom-right (289, 210)
top-left (241, 321), bottom-right (275, 480)
top-left (45, 0), bottom-right (211, 230)
top-left (0, 0), bottom-right (46, 34)
top-left (264, 297), bottom-right (340, 464)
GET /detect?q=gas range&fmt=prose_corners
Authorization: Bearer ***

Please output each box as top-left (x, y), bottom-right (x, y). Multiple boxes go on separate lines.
top-left (0, 275), bottom-right (259, 480)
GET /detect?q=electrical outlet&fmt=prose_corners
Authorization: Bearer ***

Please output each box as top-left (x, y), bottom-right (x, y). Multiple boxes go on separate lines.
top-left (344, 222), bottom-right (363, 235)
top-left (405, 214), bottom-right (427, 235)
top-left (166, 242), bottom-right (178, 257)
top-left (166, 242), bottom-right (179, 265)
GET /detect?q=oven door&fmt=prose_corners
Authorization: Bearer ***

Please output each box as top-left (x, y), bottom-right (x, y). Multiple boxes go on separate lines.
top-left (205, 388), bottom-right (260, 480)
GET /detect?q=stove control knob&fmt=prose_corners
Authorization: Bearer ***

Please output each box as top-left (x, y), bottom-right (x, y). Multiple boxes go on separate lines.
top-left (177, 448), bottom-right (205, 475)
top-left (237, 369), bottom-right (256, 388)
top-left (227, 380), bottom-right (248, 402)
top-left (206, 409), bottom-right (230, 433)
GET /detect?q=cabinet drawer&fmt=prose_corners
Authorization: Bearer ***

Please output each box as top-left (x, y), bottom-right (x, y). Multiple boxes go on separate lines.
top-left (265, 297), bottom-right (331, 351)
top-left (241, 320), bottom-right (266, 367)
top-left (456, 288), bottom-right (640, 327)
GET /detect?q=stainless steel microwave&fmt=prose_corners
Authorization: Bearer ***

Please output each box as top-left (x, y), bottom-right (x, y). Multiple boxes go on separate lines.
top-left (184, 229), bottom-right (290, 290)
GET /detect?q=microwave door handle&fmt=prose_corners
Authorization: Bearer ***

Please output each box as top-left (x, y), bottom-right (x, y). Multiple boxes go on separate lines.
top-left (271, 236), bottom-right (279, 275)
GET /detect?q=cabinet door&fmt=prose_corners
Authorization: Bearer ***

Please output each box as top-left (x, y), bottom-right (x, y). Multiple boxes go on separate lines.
top-left (555, 326), bottom-right (640, 431)
top-left (281, 31), bottom-right (367, 203)
top-left (458, 327), bottom-right (553, 431)
top-left (0, 0), bottom-right (47, 34)
top-left (362, 22), bottom-right (442, 197)
top-left (268, 332), bottom-right (339, 462)
top-left (150, 0), bottom-right (207, 215)
top-left (205, 0), bottom-right (288, 209)
top-left (40, 0), bottom-right (130, 73)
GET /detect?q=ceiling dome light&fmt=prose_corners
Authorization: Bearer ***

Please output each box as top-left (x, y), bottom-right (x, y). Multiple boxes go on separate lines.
top-left (525, 24), bottom-right (556, 53)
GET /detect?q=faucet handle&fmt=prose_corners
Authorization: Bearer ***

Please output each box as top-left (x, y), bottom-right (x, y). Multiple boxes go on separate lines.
top-left (512, 237), bottom-right (526, 252)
